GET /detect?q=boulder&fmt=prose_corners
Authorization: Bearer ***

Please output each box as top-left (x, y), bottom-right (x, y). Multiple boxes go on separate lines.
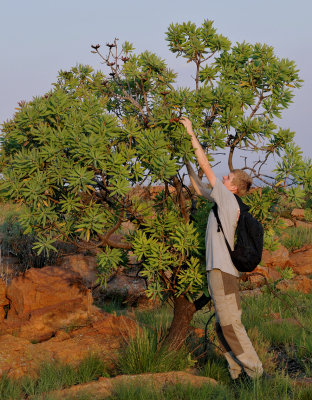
top-left (261, 245), bottom-right (289, 268)
top-left (289, 248), bottom-right (312, 275)
top-left (6, 266), bottom-right (89, 317)
top-left (245, 266), bottom-right (281, 287)
top-left (51, 371), bottom-right (217, 399)
top-left (1, 266), bottom-right (93, 342)
top-left (291, 209), bottom-right (305, 219)
top-left (294, 220), bottom-right (312, 229)
top-left (279, 218), bottom-right (294, 228)
top-left (276, 276), bottom-right (312, 294)
top-left (96, 271), bottom-right (148, 307)
top-left (0, 312), bottom-right (137, 378)
top-left (59, 254), bottom-right (98, 288)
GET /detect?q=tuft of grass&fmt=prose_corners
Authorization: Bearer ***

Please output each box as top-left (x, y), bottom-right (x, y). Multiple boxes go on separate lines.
top-left (135, 305), bottom-right (173, 332)
top-left (76, 354), bottom-right (109, 383)
top-left (201, 358), bottom-right (231, 384)
top-left (304, 208), bottom-right (312, 222)
top-left (117, 327), bottom-right (193, 375)
top-left (108, 381), bottom-right (232, 400)
top-left (281, 226), bottom-right (312, 251)
top-left (0, 354), bottom-right (108, 399)
top-left (97, 297), bottom-right (127, 315)
top-left (107, 375), bottom-right (309, 400)
top-left (0, 374), bottom-right (22, 400)
top-left (247, 327), bottom-right (277, 374)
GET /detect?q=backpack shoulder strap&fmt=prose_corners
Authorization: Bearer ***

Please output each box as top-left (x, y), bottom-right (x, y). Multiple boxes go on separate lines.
top-left (211, 204), bottom-right (232, 255)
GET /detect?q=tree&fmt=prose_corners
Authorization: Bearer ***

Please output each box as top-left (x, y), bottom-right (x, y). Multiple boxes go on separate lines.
top-left (1, 20), bottom-right (309, 349)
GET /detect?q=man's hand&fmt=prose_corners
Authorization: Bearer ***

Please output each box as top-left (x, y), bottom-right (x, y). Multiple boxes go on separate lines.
top-left (179, 117), bottom-right (193, 135)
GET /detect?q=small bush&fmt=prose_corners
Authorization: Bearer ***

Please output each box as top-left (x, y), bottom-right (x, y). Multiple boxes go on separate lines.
top-left (118, 327), bottom-right (193, 374)
top-left (11, 355), bottom-right (108, 398)
top-left (304, 208), bottom-right (312, 222)
top-left (0, 213), bottom-right (57, 269)
top-left (0, 374), bottom-right (22, 400)
top-left (281, 226), bottom-right (312, 251)
top-left (202, 358), bottom-right (231, 384)
top-left (77, 354), bottom-right (109, 383)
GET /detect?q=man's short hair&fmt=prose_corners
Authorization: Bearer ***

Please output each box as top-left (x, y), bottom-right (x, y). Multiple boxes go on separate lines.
top-left (232, 169), bottom-right (252, 197)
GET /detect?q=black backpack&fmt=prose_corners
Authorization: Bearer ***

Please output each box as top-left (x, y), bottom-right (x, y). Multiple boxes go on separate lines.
top-left (212, 195), bottom-right (264, 273)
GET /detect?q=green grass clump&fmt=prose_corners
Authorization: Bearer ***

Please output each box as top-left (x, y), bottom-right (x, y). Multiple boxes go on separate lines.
top-left (107, 375), bottom-right (310, 400)
top-left (118, 327), bottom-right (193, 375)
top-left (76, 354), bottom-right (109, 383)
top-left (108, 381), bottom-right (231, 400)
top-left (0, 374), bottom-right (22, 400)
top-left (135, 305), bottom-right (173, 332)
top-left (97, 297), bottom-right (127, 315)
top-left (281, 226), bottom-right (312, 251)
top-left (202, 358), bottom-right (231, 385)
top-left (0, 354), bottom-right (108, 399)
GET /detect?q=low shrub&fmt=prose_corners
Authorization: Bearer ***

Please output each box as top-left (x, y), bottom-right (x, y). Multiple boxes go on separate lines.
top-left (280, 226), bottom-right (312, 251)
top-left (117, 327), bottom-right (193, 374)
top-left (0, 355), bottom-right (108, 399)
top-left (0, 213), bottom-right (58, 269)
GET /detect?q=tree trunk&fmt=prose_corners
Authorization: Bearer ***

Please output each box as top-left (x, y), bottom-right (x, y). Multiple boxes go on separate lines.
top-left (164, 295), bottom-right (196, 351)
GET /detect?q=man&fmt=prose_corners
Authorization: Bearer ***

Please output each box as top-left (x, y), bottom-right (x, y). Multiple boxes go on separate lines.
top-left (180, 117), bottom-right (263, 380)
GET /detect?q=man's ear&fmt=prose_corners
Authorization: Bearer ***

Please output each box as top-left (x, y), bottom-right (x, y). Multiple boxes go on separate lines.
top-left (231, 185), bottom-right (238, 194)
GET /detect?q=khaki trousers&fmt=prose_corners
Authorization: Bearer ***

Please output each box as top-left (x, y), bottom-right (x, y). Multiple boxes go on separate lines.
top-left (207, 269), bottom-right (263, 379)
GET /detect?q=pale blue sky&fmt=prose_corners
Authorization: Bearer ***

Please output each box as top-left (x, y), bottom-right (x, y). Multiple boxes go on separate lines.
top-left (1, 0), bottom-right (311, 173)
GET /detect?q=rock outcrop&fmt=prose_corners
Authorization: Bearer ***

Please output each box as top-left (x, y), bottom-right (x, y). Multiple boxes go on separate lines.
top-left (261, 245), bottom-right (289, 268)
top-left (50, 371), bottom-right (217, 399)
top-left (59, 254), bottom-right (98, 288)
top-left (1, 266), bottom-right (92, 342)
top-left (289, 247), bottom-right (312, 275)
top-left (0, 312), bottom-right (137, 378)
top-left (276, 275), bottom-right (312, 294)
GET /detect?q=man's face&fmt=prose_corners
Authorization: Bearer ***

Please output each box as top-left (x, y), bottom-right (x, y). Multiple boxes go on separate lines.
top-left (222, 172), bottom-right (237, 193)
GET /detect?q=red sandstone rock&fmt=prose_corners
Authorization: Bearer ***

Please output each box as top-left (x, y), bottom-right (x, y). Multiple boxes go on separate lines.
top-left (246, 266), bottom-right (281, 287)
top-left (1, 266), bottom-right (94, 342)
top-left (288, 248), bottom-right (312, 275)
top-left (59, 254), bottom-right (98, 288)
top-left (0, 312), bottom-right (137, 378)
top-left (294, 220), bottom-right (312, 229)
top-left (6, 266), bottom-right (89, 317)
top-left (50, 371), bottom-right (217, 399)
top-left (261, 245), bottom-right (289, 268)
top-left (291, 208), bottom-right (305, 219)
top-left (98, 272), bottom-right (147, 306)
top-left (279, 218), bottom-right (294, 228)
top-left (276, 276), bottom-right (312, 294)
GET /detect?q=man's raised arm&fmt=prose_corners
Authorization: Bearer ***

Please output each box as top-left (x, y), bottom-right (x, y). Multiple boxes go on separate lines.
top-left (180, 117), bottom-right (216, 188)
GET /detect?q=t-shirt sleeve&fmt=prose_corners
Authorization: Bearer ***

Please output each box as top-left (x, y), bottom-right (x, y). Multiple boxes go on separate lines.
top-left (210, 178), bottom-right (239, 247)
top-left (210, 178), bottom-right (235, 207)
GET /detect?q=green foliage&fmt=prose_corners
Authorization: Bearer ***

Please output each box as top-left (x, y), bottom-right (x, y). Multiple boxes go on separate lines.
top-left (281, 226), bottom-right (312, 251)
top-left (202, 358), bottom-right (231, 384)
top-left (0, 355), bottom-right (108, 399)
top-left (76, 354), bottom-right (109, 383)
top-left (304, 208), bottom-right (312, 222)
top-left (241, 291), bottom-right (312, 355)
top-left (0, 19), bottom-right (307, 319)
top-left (0, 212), bottom-right (57, 269)
top-left (0, 374), bottom-right (22, 400)
top-left (118, 327), bottom-right (193, 374)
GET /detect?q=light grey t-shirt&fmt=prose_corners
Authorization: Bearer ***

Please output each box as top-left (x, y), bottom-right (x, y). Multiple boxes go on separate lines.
top-left (203, 178), bottom-right (240, 277)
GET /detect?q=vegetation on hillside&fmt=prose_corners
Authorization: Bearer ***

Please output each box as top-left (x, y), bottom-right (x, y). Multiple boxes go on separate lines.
top-left (0, 20), bottom-right (311, 347)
